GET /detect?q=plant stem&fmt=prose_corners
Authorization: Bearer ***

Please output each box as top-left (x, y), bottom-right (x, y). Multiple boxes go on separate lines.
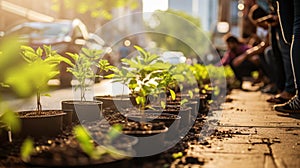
top-left (140, 107), bottom-right (146, 123)
top-left (36, 91), bottom-right (42, 115)
top-left (80, 82), bottom-right (86, 101)
top-left (121, 83), bottom-right (125, 100)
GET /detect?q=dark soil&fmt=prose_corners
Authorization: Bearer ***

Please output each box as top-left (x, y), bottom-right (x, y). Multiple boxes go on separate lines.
top-left (18, 110), bottom-right (65, 118)
top-left (0, 121), bottom-right (132, 167)
top-left (0, 104), bottom-right (210, 167)
top-left (122, 121), bottom-right (166, 132)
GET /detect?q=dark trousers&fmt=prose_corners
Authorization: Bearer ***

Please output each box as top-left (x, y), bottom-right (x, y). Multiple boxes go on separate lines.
top-left (277, 0), bottom-right (300, 97)
top-left (230, 60), bottom-right (258, 83)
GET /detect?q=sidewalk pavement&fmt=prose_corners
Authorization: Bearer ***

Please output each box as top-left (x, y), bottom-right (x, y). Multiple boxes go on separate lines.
top-left (191, 82), bottom-right (300, 168)
top-left (7, 79), bottom-right (129, 111)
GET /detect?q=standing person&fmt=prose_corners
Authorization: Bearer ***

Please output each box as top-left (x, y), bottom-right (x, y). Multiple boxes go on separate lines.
top-left (252, 0), bottom-right (296, 102)
top-left (274, 0), bottom-right (300, 113)
top-left (267, 20), bottom-right (296, 103)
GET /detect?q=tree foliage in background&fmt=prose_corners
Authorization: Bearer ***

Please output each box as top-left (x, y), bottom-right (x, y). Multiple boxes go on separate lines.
top-left (51, 0), bottom-right (138, 20)
top-left (145, 9), bottom-right (209, 58)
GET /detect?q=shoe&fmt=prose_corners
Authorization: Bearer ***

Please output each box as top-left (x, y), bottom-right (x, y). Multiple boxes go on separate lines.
top-left (273, 96), bottom-right (300, 113)
top-left (267, 95), bottom-right (289, 104)
top-left (251, 78), bottom-right (262, 86)
top-left (261, 85), bottom-right (278, 94)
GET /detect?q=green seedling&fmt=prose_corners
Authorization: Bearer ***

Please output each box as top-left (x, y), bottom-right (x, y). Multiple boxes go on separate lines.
top-left (20, 138), bottom-right (34, 162)
top-left (4, 45), bottom-right (69, 115)
top-left (66, 48), bottom-right (115, 101)
top-left (114, 45), bottom-right (173, 121)
top-left (74, 124), bottom-right (125, 160)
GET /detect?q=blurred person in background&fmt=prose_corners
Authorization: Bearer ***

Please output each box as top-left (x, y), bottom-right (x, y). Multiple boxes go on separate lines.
top-left (217, 34), bottom-right (260, 89)
top-left (248, 3), bottom-right (287, 95)
top-left (248, 3), bottom-right (277, 93)
top-left (118, 40), bottom-right (131, 60)
top-left (232, 2), bottom-right (286, 96)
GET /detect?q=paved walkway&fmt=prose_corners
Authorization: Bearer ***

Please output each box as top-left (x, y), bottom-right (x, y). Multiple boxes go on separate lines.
top-left (191, 83), bottom-right (300, 168)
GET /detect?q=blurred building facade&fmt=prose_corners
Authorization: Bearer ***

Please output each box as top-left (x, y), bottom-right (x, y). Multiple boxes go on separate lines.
top-left (0, 0), bottom-right (143, 33)
top-left (0, 0), bottom-right (58, 30)
top-left (168, 0), bottom-right (218, 32)
top-left (1, 0), bottom-right (256, 49)
top-left (169, 0), bottom-right (256, 37)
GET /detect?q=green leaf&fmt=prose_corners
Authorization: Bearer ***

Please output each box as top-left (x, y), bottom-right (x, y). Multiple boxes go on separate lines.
top-left (134, 45), bottom-right (147, 58)
top-left (36, 47), bottom-right (43, 57)
top-left (66, 52), bottom-right (79, 62)
top-left (172, 152), bottom-right (183, 159)
top-left (81, 48), bottom-right (91, 57)
top-left (213, 87), bottom-right (220, 96)
top-left (20, 138), bottom-right (34, 162)
top-left (180, 98), bottom-right (188, 106)
top-left (169, 89), bottom-right (176, 100)
top-left (150, 62), bottom-right (172, 70)
top-left (44, 56), bottom-right (64, 66)
top-left (145, 54), bottom-right (159, 64)
top-left (98, 59), bottom-right (115, 73)
top-left (0, 106), bottom-right (20, 132)
top-left (22, 51), bottom-right (39, 63)
top-left (42, 93), bottom-right (51, 97)
top-left (0, 37), bottom-right (21, 69)
top-left (135, 96), bottom-right (141, 105)
top-left (20, 45), bottom-right (35, 53)
top-left (43, 45), bottom-right (51, 56)
top-left (0, 82), bottom-right (10, 88)
top-left (121, 58), bottom-right (142, 69)
top-left (107, 124), bottom-right (122, 141)
top-left (172, 74), bottom-right (185, 82)
top-left (188, 90), bottom-right (194, 98)
top-left (104, 74), bottom-right (115, 79)
top-left (73, 126), bottom-right (94, 157)
top-left (160, 101), bottom-right (166, 109)
top-left (48, 71), bottom-right (60, 79)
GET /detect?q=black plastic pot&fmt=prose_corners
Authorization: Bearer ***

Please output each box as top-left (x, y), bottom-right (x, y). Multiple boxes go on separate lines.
top-left (61, 100), bottom-right (103, 124)
top-left (16, 110), bottom-right (65, 138)
top-left (157, 106), bottom-right (192, 129)
top-left (180, 94), bottom-right (209, 115)
top-left (126, 112), bottom-right (181, 129)
top-left (122, 122), bottom-right (168, 156)
top-left (186, 100), bottom-right (198, 114)
top-left (93, 95), bottom-right (134, 111)
top-left (198, 94), bottom-right (209, 114)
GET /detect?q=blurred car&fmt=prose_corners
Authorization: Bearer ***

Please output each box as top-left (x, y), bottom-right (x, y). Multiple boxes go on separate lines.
top-left (85, 33), bottom-right (113, 64)
top-left (160, 51), bottom-right (186, 64)
top-left (3, 19), bottom-right (111, 87)
top-left (85, 33), bottom-right (114, 83)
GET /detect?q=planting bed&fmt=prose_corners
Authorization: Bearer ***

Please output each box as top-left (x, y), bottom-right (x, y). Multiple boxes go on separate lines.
top-left (0, 95), bottom-right (214, 167)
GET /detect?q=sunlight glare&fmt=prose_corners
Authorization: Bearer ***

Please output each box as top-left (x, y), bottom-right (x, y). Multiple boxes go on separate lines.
top-left (142, 0), bottom-right (168, 12)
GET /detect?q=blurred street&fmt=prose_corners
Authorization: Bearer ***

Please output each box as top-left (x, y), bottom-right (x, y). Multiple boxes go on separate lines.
top-left (4, 79), bottom-right (129, 111)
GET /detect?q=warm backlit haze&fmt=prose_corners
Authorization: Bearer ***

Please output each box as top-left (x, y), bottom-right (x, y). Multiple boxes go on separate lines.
top-left (142, 0), bottom-right (168, 12)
